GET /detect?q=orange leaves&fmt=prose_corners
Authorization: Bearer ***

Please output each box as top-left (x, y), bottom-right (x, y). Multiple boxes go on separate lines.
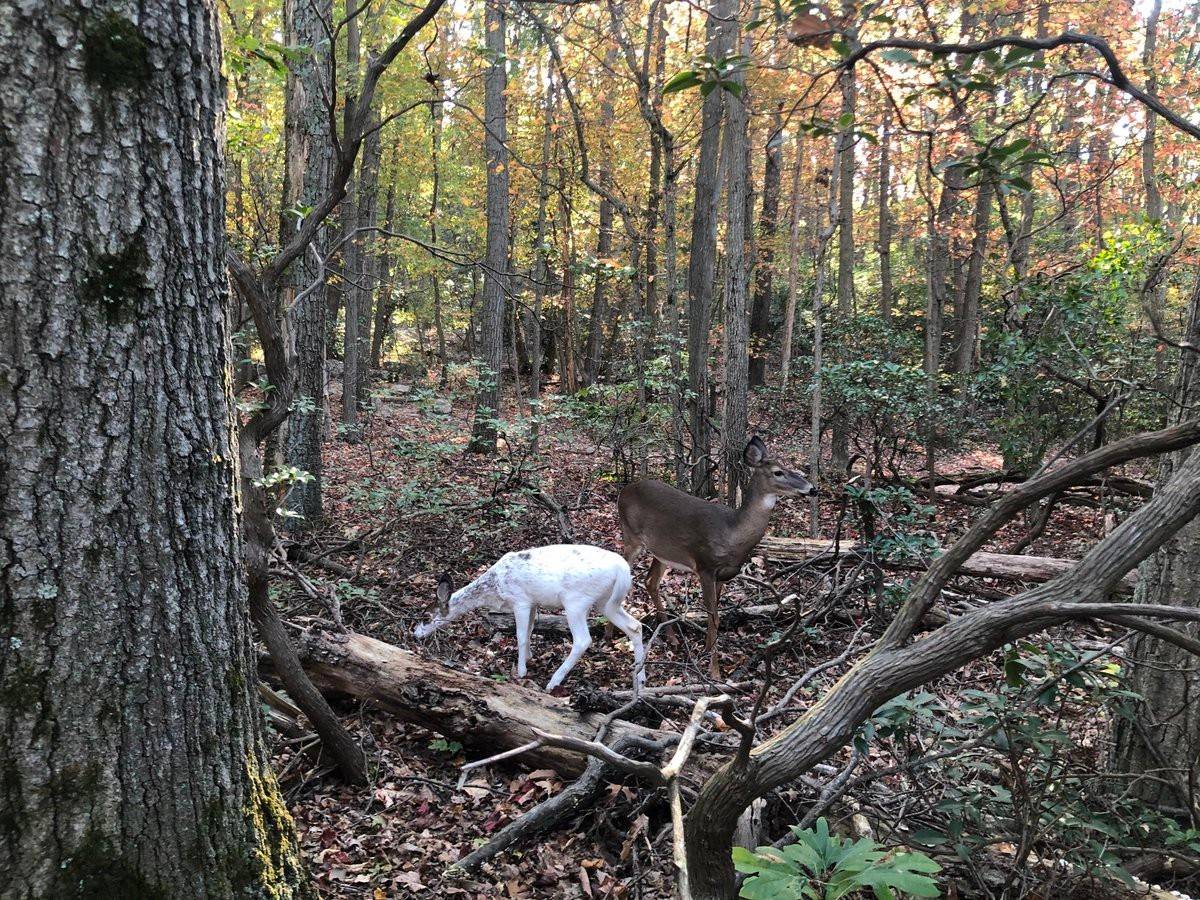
top-left (787, 5), bottom-right (842, 49)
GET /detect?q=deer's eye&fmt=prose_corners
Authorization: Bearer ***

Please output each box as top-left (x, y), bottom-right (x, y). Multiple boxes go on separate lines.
top-left (773, 470), bottom-right (784, 476)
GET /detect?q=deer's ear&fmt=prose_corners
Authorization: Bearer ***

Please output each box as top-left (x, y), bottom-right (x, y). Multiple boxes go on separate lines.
top-left (743, 436), bottom-right (768, 467)
top-left (436, 573), bottom-right (454, 604)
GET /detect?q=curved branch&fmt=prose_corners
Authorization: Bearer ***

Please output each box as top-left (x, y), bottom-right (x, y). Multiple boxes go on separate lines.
top-left (843, 32), bottom-right (1200, 141)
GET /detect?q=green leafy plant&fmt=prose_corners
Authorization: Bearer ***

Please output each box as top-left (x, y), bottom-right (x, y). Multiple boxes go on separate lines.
top-left (733, 818), bottom-right (941, 899)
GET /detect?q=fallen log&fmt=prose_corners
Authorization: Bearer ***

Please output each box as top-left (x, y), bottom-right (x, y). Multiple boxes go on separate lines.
top-left (757, 536), bottom-right (1136, 593)
top-left (265, 629), bottom-right (670, 778)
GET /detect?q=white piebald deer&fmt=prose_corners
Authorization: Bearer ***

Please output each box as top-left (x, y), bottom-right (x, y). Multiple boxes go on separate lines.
top-left (413, 544), bottom-right (645, 694)
top-left (618, 436), bottom-right (817, 677)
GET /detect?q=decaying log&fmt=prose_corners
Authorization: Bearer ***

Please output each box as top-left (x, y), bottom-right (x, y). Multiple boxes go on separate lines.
top-left (265, 630), bottom-right (668, 777)
top-left (757, 535), bottom-right (1137, 593)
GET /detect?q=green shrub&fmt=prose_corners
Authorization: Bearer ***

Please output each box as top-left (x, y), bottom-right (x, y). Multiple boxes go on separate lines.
top-left (733, 818), bottom-right (941, 899)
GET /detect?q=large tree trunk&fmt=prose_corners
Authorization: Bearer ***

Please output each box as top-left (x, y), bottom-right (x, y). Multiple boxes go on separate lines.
top-left (0, 3), bottom-right (308, 894)
top-left (1112, 281), bottom-right (1200, 806)
top-left (469, 0), bottom-right (509, 453)
top-left (685, 0), bottom-right (734, 495)
top-left (749, 102), bottom-right (783, 389)
top-left (283, 0), bottom-right (334, 528)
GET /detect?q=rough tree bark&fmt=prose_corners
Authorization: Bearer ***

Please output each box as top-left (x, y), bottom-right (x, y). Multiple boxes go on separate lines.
top-left (749, 102), bottom-right (783, 389)
top-left (283, 0), bottom-right (334, 528)
top-left (685, 0), bottom-right (734, 495)
top-left (684, 414), bottom-right (1200, 897)
top-left (0, 2), bottom-right (308, 894)
top-left (469, 0), bottom-right (510, 453)
top-left (1113, 281), bottom-right (1200, 805)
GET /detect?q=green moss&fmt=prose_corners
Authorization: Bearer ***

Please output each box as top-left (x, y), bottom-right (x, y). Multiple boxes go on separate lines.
top-left (226, 667), bottom-right (247, 704)
top-left (81, 239), bottom-right (149, 325)
top-left (83, 13), bottom-right (150, 90)
top-left (56, 829), bottom-right (170, 899)
top-left (226, 754), bottom-right (312, 899)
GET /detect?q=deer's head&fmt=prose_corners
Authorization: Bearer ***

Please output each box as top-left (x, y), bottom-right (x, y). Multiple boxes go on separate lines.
top-left (413, 573), bottom-right (455, 638)
top-left (744, 436), bottom-right (817, 497)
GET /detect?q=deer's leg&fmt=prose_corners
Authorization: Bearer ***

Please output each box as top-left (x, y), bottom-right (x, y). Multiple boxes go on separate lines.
top-left (700, 573), bottom-right (722, 679)
top-left (604, 600), bottom-right (646, 696)
top-left (646, 558), bottom-right (677, 646)
top-left (513, 603), bottom-right (532, 679)
top-left (605, 537), bottom-right (642, 644)
top-left (546, 603), bottom-right (592, 691)
top-left (646, 558), bottom-right (666, 620)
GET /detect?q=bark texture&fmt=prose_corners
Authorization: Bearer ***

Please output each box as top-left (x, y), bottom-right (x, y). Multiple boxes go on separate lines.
top-left (283, 0), bottom-right (334, 527)
top-left (1113, 285), bottom-right (1200, 804)
top-left (684, 0), bottom-right (734, 494)
top-left (0, 2), bottom-right (307, 895)
top-left (469, 0), bottom-right (509, 453)
top-left (272, 631), bottom-right (664, 778)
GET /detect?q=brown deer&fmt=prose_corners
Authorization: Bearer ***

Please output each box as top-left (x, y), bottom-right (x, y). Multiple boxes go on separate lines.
top-left (617, 436), bottom-right (816, 678)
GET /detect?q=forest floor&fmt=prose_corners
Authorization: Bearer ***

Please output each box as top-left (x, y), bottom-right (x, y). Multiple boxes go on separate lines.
top-left (267, 377), bottom-right (1169, 899)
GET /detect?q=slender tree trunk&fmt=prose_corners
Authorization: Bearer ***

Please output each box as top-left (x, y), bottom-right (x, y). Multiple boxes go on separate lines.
top-left (529, 65), bottom-right (554, 448)
top-left (749, 102), bottom-right (783, 389)
top-left (810, 143), bottom-right (840, 536)
top-left (283, 0), bottom-right (333, 528)
top-left (1142, 0), bottom-right (1165, 223)
top-left (685, 0), bottom-right (735, 495)
top-left (876, 103), bottom-right (894, 324)
top-left (370, 184), bottom-right (396, 368)
top-left (831, 53), bottom-right (856, 477)
top-left (340, 13), bottom-right (362, 438)
top-left (0, 2), bottom-right (308, 893)
top-left (583, 48), bottom-right (618, 388)
top-left (469, 0), bottom-right (510, 452)
top-left (954, 177), bottom-right (994, 376)
top-left (925, 168), bottom-right (960, 495)
top-left (352, 110), bottom-right (381, 415)
top-left (780, 142), bottom-right (804, 391)
top-left (429, 76), bottom-right (449, 383)
top-left (722, 33), bottom-right (750, 504)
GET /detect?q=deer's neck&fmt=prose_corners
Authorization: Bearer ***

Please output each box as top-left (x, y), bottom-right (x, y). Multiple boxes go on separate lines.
top-left (730, 485), bottom-right (778, 557)
top-left (446, 573), bottom-right (495, 620)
